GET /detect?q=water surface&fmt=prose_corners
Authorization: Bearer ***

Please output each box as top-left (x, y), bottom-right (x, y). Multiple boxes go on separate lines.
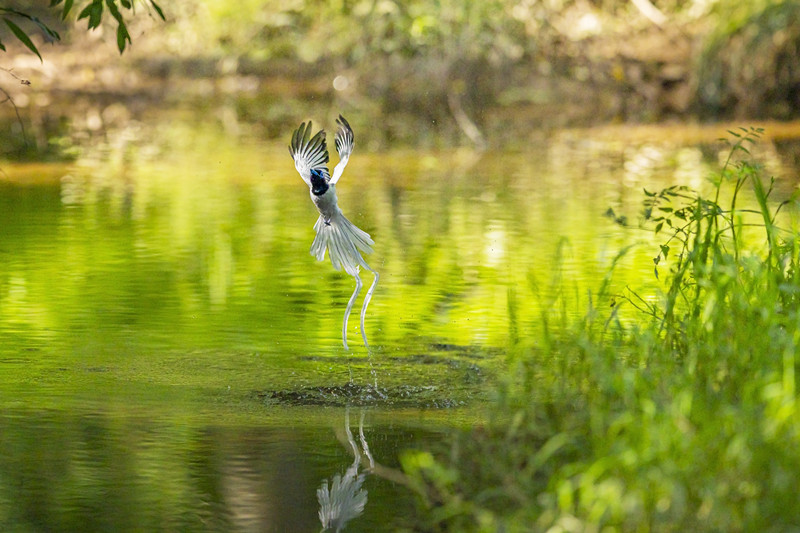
top-left (2, 118), bottom-right (798, 530)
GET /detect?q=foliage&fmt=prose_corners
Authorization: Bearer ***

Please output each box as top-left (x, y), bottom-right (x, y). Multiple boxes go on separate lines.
top-left (0, 7), bottom-right (59, 61)
top-left (400, 129), bottom-right (800, 531)
top-left (637, 127), bottom-right (799, 351)
top-left (697, 0), bottom-right (800, 118)
top-left (146, 0), bottom-right (725, 143)
top-left (187, 0), bottom-right (718, 63)
top-left (0, 0), bottom-right (165, 58)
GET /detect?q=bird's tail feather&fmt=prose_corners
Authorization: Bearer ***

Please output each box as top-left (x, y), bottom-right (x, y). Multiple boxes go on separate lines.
top-left (311, 212), bottom-right (374, 276)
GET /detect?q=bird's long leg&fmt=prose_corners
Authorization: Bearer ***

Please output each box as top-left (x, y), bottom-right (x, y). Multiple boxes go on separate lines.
top-left (360, 265), bottom-right (379, 347)
top-left (344, 407), bottom-right (361, 473)
top-left (342, 270), bottom-right (362, 350)
top-left (358, 410), bottom-right (375, 469)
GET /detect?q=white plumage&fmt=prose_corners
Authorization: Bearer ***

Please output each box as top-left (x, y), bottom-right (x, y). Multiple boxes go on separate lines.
top-left (289, 116), bottom-right (379, 349)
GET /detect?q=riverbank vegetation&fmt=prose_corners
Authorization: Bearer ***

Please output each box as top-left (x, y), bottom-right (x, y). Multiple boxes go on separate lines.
top-left (399, 128), bottom-right (800, 530)
top-left (4, 0), bottom-right (800, 159)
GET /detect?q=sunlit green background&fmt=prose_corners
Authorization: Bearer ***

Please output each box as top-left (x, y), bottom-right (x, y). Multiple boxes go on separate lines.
top-left (3, 0), bottom-right (800, 530)
top-left (4, 114), bottom-right (799, 530)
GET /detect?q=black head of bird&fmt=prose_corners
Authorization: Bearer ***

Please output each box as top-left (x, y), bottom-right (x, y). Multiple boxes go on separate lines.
top-left (310, 168), bottom-right (330, 196)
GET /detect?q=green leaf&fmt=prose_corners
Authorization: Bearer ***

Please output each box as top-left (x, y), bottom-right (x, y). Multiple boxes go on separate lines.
top-left (62, 0), bottom-right (74, 20)
top-left (116, 21), bottom-right (130, 53)
top-left (105, 0), bottom-right (124, 23)
top-left (90, 1), bottom-right (103, 28)
top-left (150, 0), bottom-right (165, 20)
top-left (0, 36), bottom-right (5, 52)
top-left (78, 1), bottom-right (103, 29)
top-left (120, 0), bottom-right (132, 8)
top-left (104, 0), bottom-right (131, 53)
top-left (0, 8), bottom-right (60, 41)
top-left (77, 4), bottom-right (91, 21)
top-left (4, 17), bottom-right (42, 61)
top-left (49, 0), bottom-right (63, 7)
top-left (29, 16), bottom-right (60, 41)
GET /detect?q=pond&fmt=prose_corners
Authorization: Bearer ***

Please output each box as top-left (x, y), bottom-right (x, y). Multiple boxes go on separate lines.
top-left (1, 116), bottom-right (799, 531)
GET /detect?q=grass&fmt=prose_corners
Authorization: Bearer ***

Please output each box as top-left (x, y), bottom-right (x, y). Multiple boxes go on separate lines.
top-left (400, 127), bottom-right (800, 532)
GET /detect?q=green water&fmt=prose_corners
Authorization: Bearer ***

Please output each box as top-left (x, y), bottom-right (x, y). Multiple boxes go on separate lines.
top-left (1, 118), bottom-right (797, 531)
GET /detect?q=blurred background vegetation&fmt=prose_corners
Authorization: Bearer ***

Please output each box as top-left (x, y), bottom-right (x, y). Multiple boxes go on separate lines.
top-left (4, 2), bottom-right (800, 531)
top-left (2, 0), bottom-right (800, 159)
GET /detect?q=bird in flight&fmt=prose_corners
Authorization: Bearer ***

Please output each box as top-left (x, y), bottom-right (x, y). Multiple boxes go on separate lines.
top-left (289, 115), bottom-right (379, 350)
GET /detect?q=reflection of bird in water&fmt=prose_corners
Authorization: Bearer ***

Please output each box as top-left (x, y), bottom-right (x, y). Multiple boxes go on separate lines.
top-left (317, 408), bottom-right (374, 533)
top-left (289, 116), bottom-right (379, 350)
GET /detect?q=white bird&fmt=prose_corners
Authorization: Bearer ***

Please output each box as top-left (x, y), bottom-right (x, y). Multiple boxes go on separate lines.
top-left (289, 115), bottom-right (379, 350)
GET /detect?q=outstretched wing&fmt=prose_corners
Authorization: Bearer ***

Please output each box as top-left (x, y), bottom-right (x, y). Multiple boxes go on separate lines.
top-left (330, 115), bottom-right (354, 185)
top-left (289, 121), bottom-right (330, 186)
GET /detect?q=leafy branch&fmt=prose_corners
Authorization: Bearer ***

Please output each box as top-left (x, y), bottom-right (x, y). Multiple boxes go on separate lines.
top-left (0, 0), bottom-right (165, 60)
